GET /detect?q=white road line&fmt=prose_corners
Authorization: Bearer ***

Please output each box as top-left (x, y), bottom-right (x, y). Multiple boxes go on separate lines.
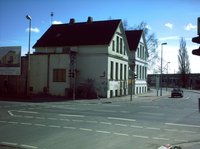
top-left (113, 132), bottom-right (129, 136)
top-left (24, 116), bottom-right (34, 119)
top-left (86, 120), bottom-right (98, 123)
top-left (63, 126), bottom-right (76, 130)
top-left (79, 128), bottom-right (93, 131)
top-left (120, 111), bottom-right (129, 113)
top-left (174, 139), bottom-right (188, 142)
top-left (96, 130), bottom-right (111, 134)
top-left (115, 123), bottom-right (127, 127)
top-left (140, 106), bottom-right (159, 109)
top-left (153, 137), bottom-right (170, 141)
top-left (35, 117), bottom-right (45, 120)
top-left (8, 121), bottom-right (18, 124)
top-left (34, 124), bottom-right (46, 127)
top-left (146, 127), bottom-right (160, 130)
top-left (164, 129), bottom-right (179, 132)
top-left (21, 122), bottom-right (32, 125)
top-left (21, 144), bottom-right (38, 149)
top-left (13, 115), bottom-right (23, 118)
top-left (94, 109), bottom-right (116, 113)
top-left (181, 130), bottom-right (196, 133)
top-left (103, 104), bottom-right (120, 107)
top-left (8, 110), bottom-right (14, 116)
top-left (60, 114), bottom-right (85, 118)
top-left (138, 112), bottom-right (163, 116)
top-left (47, 117), bottom-right (57, 120)
top-left (60, 118), bottom-right (70, 121)
top-left (48, 125), bottom-right (60, 128)
top-left (0, 120), bottom-right (7, 123)
top-left (165, 123), bottom-right (200, 128)
top-left (107, 117), bottom-right (136, 122)
top-left (130, 125), bottom-right (143, 129)
top-left (72, 119), bottom-right (84, 122)
top-left (17, 110), bottom-right (38, 114)
top-left (100, 122), bottom-right (112, 125)
top-left (132, 135), bottom-right (149, 139)
top-left (1, 141), bottom-right (17, 146)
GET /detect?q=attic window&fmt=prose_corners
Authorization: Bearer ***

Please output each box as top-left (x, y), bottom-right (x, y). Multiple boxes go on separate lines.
top-left (56, 33), bottom-right (61, 38)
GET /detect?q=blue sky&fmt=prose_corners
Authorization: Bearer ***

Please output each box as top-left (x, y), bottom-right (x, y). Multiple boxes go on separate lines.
top-left (0, 0), bottom-right (199, 73)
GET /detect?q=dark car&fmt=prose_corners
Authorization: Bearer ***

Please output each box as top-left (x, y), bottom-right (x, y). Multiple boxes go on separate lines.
top-left (171, 88), bottom-right (183, 98)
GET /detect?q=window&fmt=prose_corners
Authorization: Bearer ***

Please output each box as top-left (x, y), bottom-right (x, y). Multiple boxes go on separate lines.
top-left (116, 36), bottom-right (119, 53)
top-left (110, 61), bottom-right (113, 80)
top-left (120, 38), bottom-right (123, 54)
top-left (120, 63), bottom-right (123, 80)
top-left (115, 63), bottom-right (118, 80)
top-left (124, 64), bottom-right (127, 80)
top-left (112, 40), bottom-right (115, 51)
top-left (53, 69), bottom-right (66, 82)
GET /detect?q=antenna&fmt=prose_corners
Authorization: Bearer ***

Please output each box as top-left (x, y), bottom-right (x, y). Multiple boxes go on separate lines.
top-left (51, 12), bottom-right (54, 24)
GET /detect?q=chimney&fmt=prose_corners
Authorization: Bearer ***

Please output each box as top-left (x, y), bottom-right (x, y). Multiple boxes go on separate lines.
top-left (69, 18), bottom-right (75, 24)
top-left (87, 16), bottom-right (93, 23)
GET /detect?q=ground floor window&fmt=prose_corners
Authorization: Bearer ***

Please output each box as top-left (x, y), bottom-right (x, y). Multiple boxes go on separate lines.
top-left (53, 69), bottom-right (66, 82)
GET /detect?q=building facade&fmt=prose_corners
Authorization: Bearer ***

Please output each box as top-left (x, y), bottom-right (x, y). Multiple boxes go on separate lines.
top-left (126, 30), bottom-right (148, 95)
top-left (32, 17), bottom-right (129, 98)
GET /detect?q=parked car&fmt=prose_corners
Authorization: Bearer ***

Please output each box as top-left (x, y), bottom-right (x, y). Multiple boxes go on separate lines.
top-left (171, 88), bottom-right (183, 98)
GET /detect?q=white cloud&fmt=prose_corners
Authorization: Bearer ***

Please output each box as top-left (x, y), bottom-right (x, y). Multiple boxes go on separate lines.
top-left (165, 23), bottom-right (173, 29)
top-left (184, 23), bottom-right (196, 31)
top-left (26, 27), bottom-right (40, 33)
top-left (52, 20), bottom-right (62, 24)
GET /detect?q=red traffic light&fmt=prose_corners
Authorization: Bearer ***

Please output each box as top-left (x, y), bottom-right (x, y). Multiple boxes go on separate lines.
top-left (192, 47), bottom-right (200, 56)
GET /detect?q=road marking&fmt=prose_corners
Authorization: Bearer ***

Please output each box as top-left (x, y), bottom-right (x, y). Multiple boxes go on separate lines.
top-left (138, 112), bottom-right (163, 116)
top-left (24, 116), bottom-right (34, 119)
top-left (174, 139), bottom-right (188, 142)
top-left (16, 110), bottom-right (38, 114)
top-left (72, 119), bottom-right (84, 122)
top-left (100, 122), bottom-right (112, 125)
top-left (146, 127), bottom-right (160, 130)
top-left (114, 132), bottom-right (129, 136)
top-left (48, 125), bottom-right (60, 128)
top-left (107, 117), bottom-right (136, 122)
top-left (132, 135), bottom-right (149, 139)
top-left (115, 123), bottom-right (127, 127)
top-left (21, 122), bottom-right (32, 125)
top-left (60, 114), bottom-right (85, 118)
top-left (60, 118), bottom-right (70, 121)
top-left (63, 126), bottom-right (76, 130)
top-left (181, 130), bottom-right (196, 133)
top-left (165, 123), bottom-right (200, 128)
top-left (8, 121), bottom-right (18, 124)
top-left (8, 110), bottom-right (14, 116)
top-left (86, 120), bottom-right (98, 123)
top-left (47, 117), bottom-right (58, 120)
top-left (34, 123), bottom-right (46, 127)
top-left (153, 137), bottom-right (170, 141)
top-left (94, 109), bottom-right (116, 113)
top-left (1, 141), bottom-right (17, 146)
top-left (21, 144), bottom-right (38, 149)
top-left (96, 130), bottom-right (111, 134)
top-left (0, 120), bottom-right (7, 123)
top-left (140, 106), bottom-right (159, 109)
top-left (79, 128), bottom-right (93, 131)
top-left (120, 111), bottom-right (129, 113)
top-left (164, 129), bottom-right (179, 132)
top-left (35, 117), bottom-right (45, 120)
top-left (130, 125), bottom-right (143, 129)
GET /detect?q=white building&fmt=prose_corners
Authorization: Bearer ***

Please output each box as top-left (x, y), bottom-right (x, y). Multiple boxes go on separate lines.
top-left (126, 30), bottom-right (148, 94)
top-left (32, 17), bottom-right (130, 98)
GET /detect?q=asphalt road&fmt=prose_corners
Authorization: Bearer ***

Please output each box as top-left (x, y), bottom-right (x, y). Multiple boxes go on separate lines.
top-left (0, 90), bottom-right (200, 149)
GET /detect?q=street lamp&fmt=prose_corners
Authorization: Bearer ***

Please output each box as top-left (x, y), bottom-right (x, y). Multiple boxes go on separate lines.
top-left (26, 15), bottom-right (31, 96)
top-left (160, 42), bottom-right (167, 96)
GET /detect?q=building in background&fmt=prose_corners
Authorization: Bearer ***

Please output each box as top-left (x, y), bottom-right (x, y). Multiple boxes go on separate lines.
top-left (126, 30), bottom-right (148, 95)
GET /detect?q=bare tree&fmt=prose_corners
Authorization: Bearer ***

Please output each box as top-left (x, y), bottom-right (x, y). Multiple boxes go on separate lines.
top-left (178, 37), bottom-right (191, 87)
top-left (123, 21), bottom-right (159, 73)
top-left (178, 37), bottom-right (191, 74)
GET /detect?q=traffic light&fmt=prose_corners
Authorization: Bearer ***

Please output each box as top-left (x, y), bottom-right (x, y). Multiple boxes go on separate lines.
top-left (192, 17), bottom-right (200, 56)
top-left (68, 69), bottom-right (74, 78)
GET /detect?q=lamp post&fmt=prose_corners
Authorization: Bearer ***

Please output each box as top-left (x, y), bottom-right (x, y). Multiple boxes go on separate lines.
top-left (166, 62), bottom-right (170, 91)
top-left (160, 42), bottom-right (167, 96)
top-left (26, 15), bottom-right (31, 96)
